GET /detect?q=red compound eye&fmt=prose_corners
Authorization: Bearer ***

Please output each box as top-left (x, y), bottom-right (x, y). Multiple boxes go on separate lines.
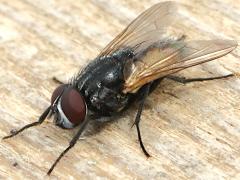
top-left (60, 87), bottom-right (86, 125)
top-left (51, 84), bottom-right (66, 105)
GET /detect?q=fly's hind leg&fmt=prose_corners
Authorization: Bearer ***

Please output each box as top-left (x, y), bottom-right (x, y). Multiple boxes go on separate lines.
top-left (132, 83), bottom-right (151, 157)
top-left (167, 74), bottom-right (234, 84)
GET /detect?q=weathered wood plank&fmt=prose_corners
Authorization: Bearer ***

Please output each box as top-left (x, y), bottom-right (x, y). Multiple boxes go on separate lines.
top-left (0, 0), bottom-right (239, 179)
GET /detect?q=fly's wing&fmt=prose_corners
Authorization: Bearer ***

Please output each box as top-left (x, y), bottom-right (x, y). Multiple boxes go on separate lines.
top-left (123, 40), bottom-right (237, 93)
top-left (97, 1), bottom-right (183, 58)
top-left (96, 2), bottom-right (237, 93)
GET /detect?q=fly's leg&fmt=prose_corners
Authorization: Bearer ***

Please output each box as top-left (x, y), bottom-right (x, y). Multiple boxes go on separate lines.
top-left (47, 117), bottom-right (91, 175)
top-left (2, 106), bottom-right (51, 140)
top-left (53, 77), bottom-right (64, 84)
top-left (132, 83), bottom-right (151, 157)
top-left (3, 91), bottom-right (63, 140)
top-left (167, 74), bottom-right (234, 84)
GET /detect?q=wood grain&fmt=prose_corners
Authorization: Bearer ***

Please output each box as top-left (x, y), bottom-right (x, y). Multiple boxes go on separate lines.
top-left (0, 0), bottom-right (239, 179)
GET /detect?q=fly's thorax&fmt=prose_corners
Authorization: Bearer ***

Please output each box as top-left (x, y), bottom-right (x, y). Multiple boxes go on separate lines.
top-left (66, 48), bottom-right (135, 117)
top-left (73, 48), bottom-right (134, 90)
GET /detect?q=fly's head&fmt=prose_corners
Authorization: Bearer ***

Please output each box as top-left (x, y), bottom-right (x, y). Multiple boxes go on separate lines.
top-left (50, 84), bottom-right (87, 129)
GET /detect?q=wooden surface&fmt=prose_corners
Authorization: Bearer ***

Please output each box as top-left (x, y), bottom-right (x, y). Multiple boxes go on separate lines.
top-left (0, 0), bottom-right (239, 179)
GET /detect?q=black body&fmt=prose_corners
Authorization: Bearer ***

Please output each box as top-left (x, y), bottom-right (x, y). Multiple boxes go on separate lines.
top-left (72, 48), bottom-right (151, 117)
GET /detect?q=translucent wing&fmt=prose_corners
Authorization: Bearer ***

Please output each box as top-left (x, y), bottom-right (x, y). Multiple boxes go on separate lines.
top-left (95, 2), bottom-right (237, 93)
top-left (123, 40), bottom-right (237, 93)
top-left (97, 1), bottom-right (183, 58)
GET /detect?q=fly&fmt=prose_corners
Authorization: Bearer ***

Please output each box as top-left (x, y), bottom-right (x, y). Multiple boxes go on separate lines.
top-left (2, 1), bottom-right (238, 175)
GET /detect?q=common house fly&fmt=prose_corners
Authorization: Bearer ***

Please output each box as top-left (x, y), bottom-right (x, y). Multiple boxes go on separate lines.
top-left (3, 1), bottom-right (238, 175)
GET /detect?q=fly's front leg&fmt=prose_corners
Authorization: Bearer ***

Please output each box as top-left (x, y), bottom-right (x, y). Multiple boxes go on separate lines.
top-left (167, 74), bottom-right (234, 84)
top-left (132, 83), bottom-right (151, 157)
top-left (47, 117), bottom-right (91, 175)
top-left (2, 106), bottom-right (51, 139)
